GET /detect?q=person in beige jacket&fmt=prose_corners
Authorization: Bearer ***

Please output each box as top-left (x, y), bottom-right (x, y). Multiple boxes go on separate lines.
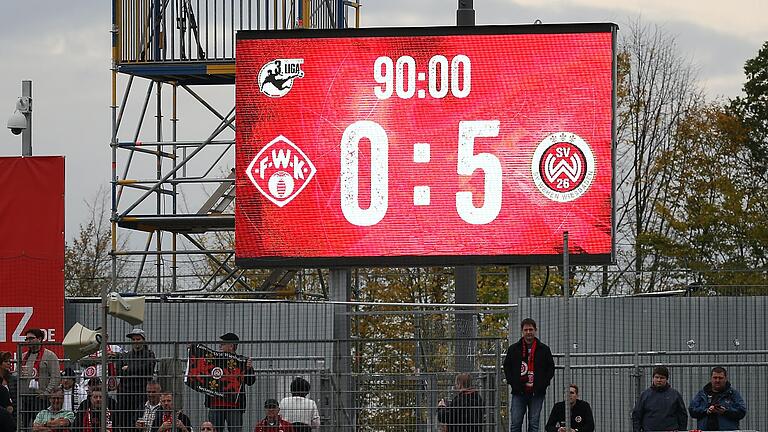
top-left (18, 328), bottom-right (60, 430)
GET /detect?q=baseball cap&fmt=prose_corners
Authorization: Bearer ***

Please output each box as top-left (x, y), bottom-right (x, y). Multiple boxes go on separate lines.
top-left (126, 329), bottom-right (146, 339)
top-left (220, 332), bottom-right (240, 342)
top-left (264, 398), bottom-right (279, 409)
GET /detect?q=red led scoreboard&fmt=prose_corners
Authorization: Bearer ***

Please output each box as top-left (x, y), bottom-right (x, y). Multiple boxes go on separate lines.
top-left (235, 24), bottom-right (617, 267)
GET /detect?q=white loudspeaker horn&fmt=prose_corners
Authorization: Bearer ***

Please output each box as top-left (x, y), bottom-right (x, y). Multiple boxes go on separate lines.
top-left (63, 323), bottom-right (102, 362)
top-left (107, 293), bottom-right (145, 325)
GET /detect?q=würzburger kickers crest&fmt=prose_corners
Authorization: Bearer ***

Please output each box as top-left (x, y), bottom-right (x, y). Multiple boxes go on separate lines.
top-left (257, 58), bottom-right (305, 98)
top-left (246, 136), bottom-right (317, 207)
top-left (531, 132), bottom-right (595, 202)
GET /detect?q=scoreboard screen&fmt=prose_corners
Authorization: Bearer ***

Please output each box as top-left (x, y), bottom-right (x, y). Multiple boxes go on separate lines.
top-left (235, 24), bottom-right (616, 267)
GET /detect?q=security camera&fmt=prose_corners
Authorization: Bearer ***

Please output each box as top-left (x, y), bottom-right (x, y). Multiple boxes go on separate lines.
top-left (7, 110), bottom-right (27, 135)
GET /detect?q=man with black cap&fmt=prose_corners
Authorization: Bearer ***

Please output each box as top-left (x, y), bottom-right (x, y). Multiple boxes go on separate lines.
top-left (60, 368), bottom-right (85, 412)
top-left (117, 328), bottom-right (156, 430)
top-left (254, 399), bottom-right (293, 432)
top-left (206, 332), bottom-right (255, 432)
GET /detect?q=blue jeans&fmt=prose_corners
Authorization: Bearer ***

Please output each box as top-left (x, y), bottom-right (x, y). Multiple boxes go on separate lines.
top-left (510, 393), bottom-right (545, 432)
top-left (209, 408), bottom-right (243, 432)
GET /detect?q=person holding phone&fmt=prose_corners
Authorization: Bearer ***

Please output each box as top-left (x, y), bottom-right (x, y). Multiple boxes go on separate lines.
top-left (689, 367), bottom-right (746, 430)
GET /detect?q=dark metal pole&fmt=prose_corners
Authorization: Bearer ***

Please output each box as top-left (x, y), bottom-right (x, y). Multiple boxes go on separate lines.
top-left (21, 80), bottom-right (32, 156)
top-left (454, 0), bottom-right (477, 373)
top-left (457, 0), bottom-right (475, 26)
top-left (563, 232), bottom-right (571, 430)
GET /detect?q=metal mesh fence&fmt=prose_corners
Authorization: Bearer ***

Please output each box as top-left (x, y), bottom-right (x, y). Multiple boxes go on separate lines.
top-left (8, 340), bottom-right (767, 431)
top-left (4, 297), bottom-right (767, 431)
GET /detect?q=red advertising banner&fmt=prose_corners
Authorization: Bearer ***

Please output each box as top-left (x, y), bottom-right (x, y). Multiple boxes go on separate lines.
top-left (235, 24), bottom-right (616, 267)
top-left (0, 156), bottom-right (65, 358)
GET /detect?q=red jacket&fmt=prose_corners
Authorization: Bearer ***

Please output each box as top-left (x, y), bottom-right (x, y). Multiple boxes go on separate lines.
top-left (254, 416), bottom-right (293, 432)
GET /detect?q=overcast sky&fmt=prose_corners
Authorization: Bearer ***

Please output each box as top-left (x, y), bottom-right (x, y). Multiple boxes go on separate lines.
top-left (0, 1), bottom-right (765, 242)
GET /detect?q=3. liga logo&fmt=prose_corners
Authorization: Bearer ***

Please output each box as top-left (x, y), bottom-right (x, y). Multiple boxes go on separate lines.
top-left (257, 58), bottom-right (305, 98)
top-left (531, 132), bottom-right (595, 202)
top-left (246, 135), bottom-right (317, 207)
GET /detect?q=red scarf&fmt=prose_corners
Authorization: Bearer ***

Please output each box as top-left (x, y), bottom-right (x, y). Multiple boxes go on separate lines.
top-left (22, 350), bottom-right (44, 378)
top-left (520, 339), bottom-right (537, 393)
top-left (82, 408), bottom-right (112, 432)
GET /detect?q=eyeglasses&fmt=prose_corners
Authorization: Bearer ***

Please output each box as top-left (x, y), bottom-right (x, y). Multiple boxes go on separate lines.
top-left (25, 337), bottom-right (38, 341)
top-left (569, 391), bottom-right (577, 395)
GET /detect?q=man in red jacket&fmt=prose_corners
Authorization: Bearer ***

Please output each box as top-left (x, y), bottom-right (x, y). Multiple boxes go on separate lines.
top-left (254, 399), bottom-right (293, 432)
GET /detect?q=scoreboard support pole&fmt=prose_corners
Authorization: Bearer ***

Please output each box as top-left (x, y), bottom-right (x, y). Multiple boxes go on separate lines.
top-left (454, 0), bottom-right (478, 374)
top-left (507, 266), bottom-right (530, 344)
top-left (330, 268), bottom-right (355, 428)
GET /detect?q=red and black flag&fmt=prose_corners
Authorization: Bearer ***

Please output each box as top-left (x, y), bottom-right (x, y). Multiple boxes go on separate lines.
top-left (184, 344), bottom-right (248, 403)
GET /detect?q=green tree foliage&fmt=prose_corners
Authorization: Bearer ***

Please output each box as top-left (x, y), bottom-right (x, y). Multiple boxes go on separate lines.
top-left (646, 105), bottom-right (768, 293)
top-left (729, 40), bottom-right (768, 176)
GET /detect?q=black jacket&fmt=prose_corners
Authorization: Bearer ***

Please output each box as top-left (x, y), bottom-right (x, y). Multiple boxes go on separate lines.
top-left (118, 346), bottom-right (157, 395)
top-left (545, 399), bottom-right (595, 432)
top-left (437, 389), bottom-right (485, 431)
top-left (503, 338), bottom-right (555, 396)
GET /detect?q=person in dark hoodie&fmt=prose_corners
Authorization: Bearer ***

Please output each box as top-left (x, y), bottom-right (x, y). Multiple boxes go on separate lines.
top-left (631, 366), bottom-right (687, 432)
top-left (544, 384), bottom-right (594, 432)
top-left (503, 318), bottom-right (555, 432)
top-left (688, 367), bottom-right (746, 430)
top-left (437, 372), bottom-right (484, 431)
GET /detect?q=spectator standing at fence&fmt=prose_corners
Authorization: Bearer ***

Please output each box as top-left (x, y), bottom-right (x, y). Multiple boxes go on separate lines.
top-left (689, 366), bottom-right (746, 430)
top-left (150, 392), bottom-right (191, 432)
top-left (631, 366), bottom-right (687, 432)
top-left (254, 399), bottom-right (294, 432)
top-left (206, 333), bottom-right (255, 432)
top-left (544, 384), bottom-right (594, 432)
top-left (32, 388), bottom-right (74, 432)
top-left (19, 329), bottom-right (61, 430)
top-left (437, 372), bottom-right (485, 432)
top-left (1, 351), bottom-right (18, 418)
top-left (60, 368), bottom-right (86, 413)
top-left (135, 380), bottom-right (163, 432)
top-left (279, 377), bottom-right (320, 431)
top-left (118, 329), bottom-right (156, 430)
top-left (503, 318), bottom-right (555, 432)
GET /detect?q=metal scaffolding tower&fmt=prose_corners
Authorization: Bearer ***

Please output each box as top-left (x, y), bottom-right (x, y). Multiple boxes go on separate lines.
top-left (110, 0), bottom-right (360, 296)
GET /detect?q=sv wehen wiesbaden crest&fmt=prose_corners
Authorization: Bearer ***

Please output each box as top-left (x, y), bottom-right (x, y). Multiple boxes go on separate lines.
top-left (531, 132), bottom-right (595, 202)
top-left (257, 59), bottom-right (305, 98)
top-left (246, 136), bottom-right (317, 207)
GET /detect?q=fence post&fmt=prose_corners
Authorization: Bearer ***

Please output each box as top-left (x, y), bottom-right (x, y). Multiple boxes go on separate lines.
top-left (632, 351), bottom-right (642, 405)
top-left (173, 341), bottom-right (180, 428)
top-left (495, 339), bottom-right (503, 432)
top-left (16, 343), bottom-right (22, 432)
